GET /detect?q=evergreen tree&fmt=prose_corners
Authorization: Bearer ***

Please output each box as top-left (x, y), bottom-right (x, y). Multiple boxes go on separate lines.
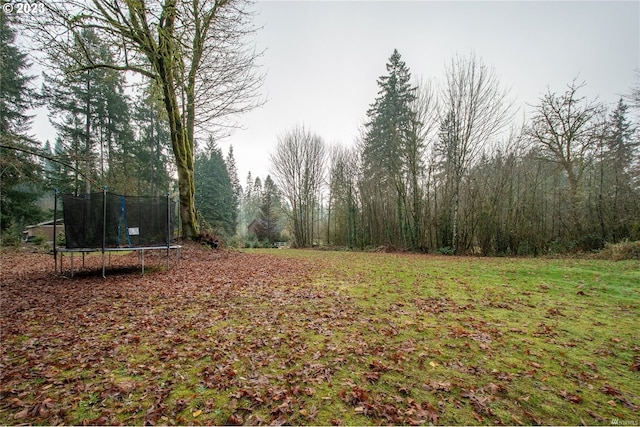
top-left (241, 171), bottom-right (262, 235)
top-left (600, 99), bottom-right (639, 241)
top-left (130, 83), bottom-right (173, 196)
top-left (255, 175), bottom-right (282, 243)
top-left (360, 49), bottom-right (422, 248)
top-left (0, 12), bottom-right (45, 234)
top-left (226, 145), bottom-right (241, 233)
top-left (99, 70), bottom-right (136, 194)
top-left (253, 176), bottom-right (263, 199)
top-left (44, 137), bottom-right (74, 194)
top-left (194, 138), bottom-right (236, 236)
top-left (43, 28), bottom-right (134, 195)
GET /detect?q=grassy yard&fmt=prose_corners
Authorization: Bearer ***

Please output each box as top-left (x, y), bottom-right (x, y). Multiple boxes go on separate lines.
top-left (1, 246), bottom-right (638, 425)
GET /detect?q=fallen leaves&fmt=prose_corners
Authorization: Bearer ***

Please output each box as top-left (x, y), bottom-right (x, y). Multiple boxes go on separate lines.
top-left (560, 390), bottom-right (584, 404)
top-left (338, 382), bottom-right (440, 425)
top-left (0, 245), bottom-right (325, 425)
top-left (1, 247), bottom-right (639, 425)
top-left (600, 385), bottom-right (638, 410)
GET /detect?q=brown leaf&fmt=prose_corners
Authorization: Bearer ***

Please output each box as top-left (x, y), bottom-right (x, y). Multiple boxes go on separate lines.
top-left (270, 416), bottom-right (286, 426)
top-left (227, 413), bottom-right (243, 425)
top-left (115, 379), bottom-right (137, 394)
top-left (365, 371), bottom-right (381, 383)
top-left (560, 390), bottom-right (583, 404)
top-left (587, 410), bottom-right (606, 422)
top-left (485, 382), bottom-right (505, 395)
top-left (84, 415), bottom-right (109, 425)
top-left (369, 358), bottom-right (390, 372)
top-left (13, 408), bottom-right (29, 420)
top-left (601, 384), bottom-right (621, 396)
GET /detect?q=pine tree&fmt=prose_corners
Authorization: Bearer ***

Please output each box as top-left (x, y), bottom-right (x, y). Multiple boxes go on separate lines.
top-left (0, 12), bottom-right (45, 234)
top-left (194, 138), bottom-right (236, 236)
top-left (100, 71), bottom-right (136, 194)
top-left (44, 137), bottom-right (75, 194)
top-left (601, 99), bottom-right (639, 241)
top-left (241, 171), bottom-right (262, 235)
top-left (226, 145), bottom-right (241, 233)
top-left (43, 28), bottom-right (134, 195)
top-left (360, 49), bottom-right (422, 248)
top-left (131, 83), bottom-right (173, 196)
top-left (255, 175), bottom-right (282, 243)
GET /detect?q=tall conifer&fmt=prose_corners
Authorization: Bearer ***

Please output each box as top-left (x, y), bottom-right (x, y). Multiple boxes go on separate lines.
top-left (0, 12), bottom-right (45, 232)
top-left (360, 49), bottom-right (423, 248)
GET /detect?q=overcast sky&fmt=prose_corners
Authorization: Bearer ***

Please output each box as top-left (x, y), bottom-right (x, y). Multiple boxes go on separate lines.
top-left (30, 0), bottom-right (640, 186)
top-left (221, 0), bottom-right (639, 183)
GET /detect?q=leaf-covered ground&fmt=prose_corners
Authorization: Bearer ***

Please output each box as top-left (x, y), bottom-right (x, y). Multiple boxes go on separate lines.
top-left (1, 245), bottom-right (638, 425)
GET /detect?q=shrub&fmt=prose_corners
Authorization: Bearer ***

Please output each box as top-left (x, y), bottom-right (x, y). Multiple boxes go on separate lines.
top-left (243, 233), bottom-right (259, 248)
top-left (30, 234), bottom-right (45, 246)
top-left (596, 240), bottom-right (640, 261)
top-left (0, 225), bottom-right (22, 247)
top-left (437, 246), bottom-right (454, 255)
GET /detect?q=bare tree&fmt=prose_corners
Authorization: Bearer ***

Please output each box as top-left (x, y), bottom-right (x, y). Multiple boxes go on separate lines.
top-left (270, 125), bottom-right (326, 247)
top-left (408, 78), bottom-right (438, 250)
top-left (30, 0), bottom-right (263, 238)
top-left (438, 52), bottom-right (512, 253)
top-left (327, 144), bottom-right (360, 247)
top-left (525, 79), bottom-right (604, 236)
top-left (626, 69), bottom-right (640, 120)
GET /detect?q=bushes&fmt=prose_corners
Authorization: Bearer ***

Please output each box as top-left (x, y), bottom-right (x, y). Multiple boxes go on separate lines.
top-left (0, 225), bottom-right (23, 247)
top-left (596, 240), bottom-right (640, 261)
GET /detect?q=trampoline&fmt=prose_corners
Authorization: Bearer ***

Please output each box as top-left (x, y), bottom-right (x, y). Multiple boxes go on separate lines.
top-left (53, 188), bottom-right (181, 277)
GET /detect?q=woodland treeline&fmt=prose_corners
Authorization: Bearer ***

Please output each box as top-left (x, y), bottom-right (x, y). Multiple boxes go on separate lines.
top-left (2, 6), bottom-right (639, 254)
top-left (271, 51), bottom-right (640, 255)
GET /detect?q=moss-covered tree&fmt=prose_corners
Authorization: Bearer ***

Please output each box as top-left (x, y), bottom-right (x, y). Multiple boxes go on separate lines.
top-left (32, 0), bottom-right (262, 239)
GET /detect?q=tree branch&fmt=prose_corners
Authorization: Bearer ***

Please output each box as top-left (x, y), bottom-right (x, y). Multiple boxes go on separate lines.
top-left (0, 143), bottom-right (98, 185)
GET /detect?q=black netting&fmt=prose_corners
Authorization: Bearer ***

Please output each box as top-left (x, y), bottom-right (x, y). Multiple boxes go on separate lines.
top-left (61, 192), bottom-right (176, 249)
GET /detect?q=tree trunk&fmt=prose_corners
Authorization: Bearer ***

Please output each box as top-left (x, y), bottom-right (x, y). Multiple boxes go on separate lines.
top-left (85, 75), bottom-right (91, 195)
top-left (566, 166), bottom-right (583, 236)
top-left (158, 76), bottom-right (198, 239)
top-left (156, 2), bottom-right (198, 239)
top-left (452, 170), bottom-right (460, 254)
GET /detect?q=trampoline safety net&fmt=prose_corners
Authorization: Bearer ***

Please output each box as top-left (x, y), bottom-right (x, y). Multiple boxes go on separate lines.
top-left (61, 192), bottom-right (176, 249)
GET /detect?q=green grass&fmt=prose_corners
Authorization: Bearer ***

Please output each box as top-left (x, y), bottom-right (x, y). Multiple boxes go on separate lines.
top-left (1, 249), bottom-right (638, 425)
top-left (244, 249), bottom-right (640, 425)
